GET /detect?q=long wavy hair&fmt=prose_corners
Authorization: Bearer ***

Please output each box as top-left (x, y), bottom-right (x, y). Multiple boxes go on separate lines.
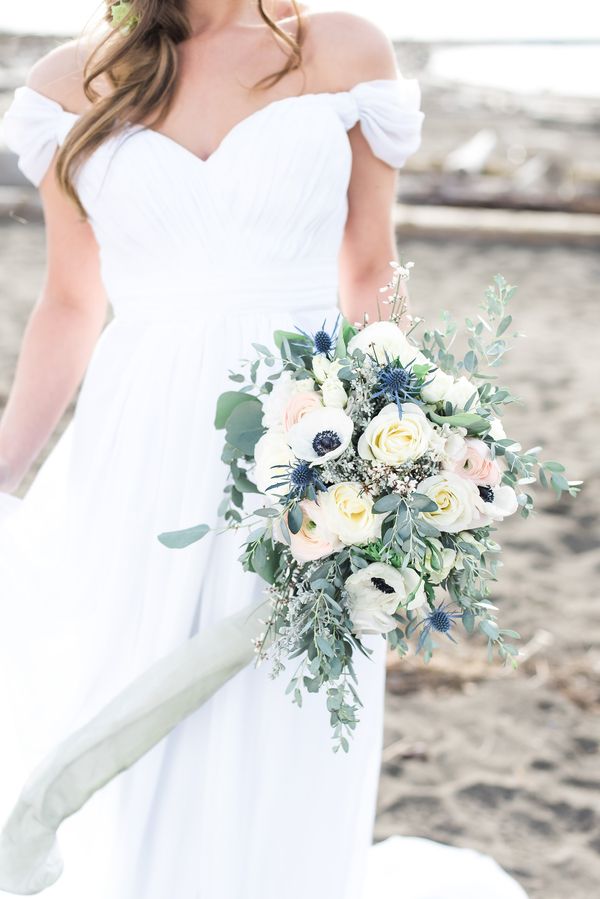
top-left (56, 0), bottom-right (306, 214)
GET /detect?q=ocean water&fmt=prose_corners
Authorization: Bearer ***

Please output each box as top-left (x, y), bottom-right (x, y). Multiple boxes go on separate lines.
top-left (1, 0), bottom-right (597, 96)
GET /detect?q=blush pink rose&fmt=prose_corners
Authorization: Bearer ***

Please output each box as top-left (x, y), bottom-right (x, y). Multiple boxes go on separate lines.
top-left (449, 437), bottom-right (502, 486)
top-left (282, 392), bottom-right (322, 431)
top-left (287, 499), bottom-right (343, 563)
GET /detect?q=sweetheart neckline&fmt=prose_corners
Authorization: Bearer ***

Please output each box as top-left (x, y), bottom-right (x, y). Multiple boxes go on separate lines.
top-left (138, 92), bottom-right (335, 166)
top-left (18, 77), bottom-right (411, 167)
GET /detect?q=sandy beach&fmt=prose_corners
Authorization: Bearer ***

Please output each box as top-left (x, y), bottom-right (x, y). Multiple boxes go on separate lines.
top-left (1, 221), bottom-right (598, 897)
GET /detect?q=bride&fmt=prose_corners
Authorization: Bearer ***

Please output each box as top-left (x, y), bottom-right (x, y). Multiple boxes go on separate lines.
top-left (0, 1), bottom-right (528, 897)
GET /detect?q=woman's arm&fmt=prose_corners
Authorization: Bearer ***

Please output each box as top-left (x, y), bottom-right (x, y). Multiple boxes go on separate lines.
top-left (311, 12), bottom-right (410, 325)
top-left (0, 53), bottom-right (108, 493)
top-left (339, 127), bottom-right (402, 326)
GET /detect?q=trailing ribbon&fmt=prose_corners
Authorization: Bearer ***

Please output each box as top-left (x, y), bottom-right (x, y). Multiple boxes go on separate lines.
top-left (0, 597), bottom-right (269, 894)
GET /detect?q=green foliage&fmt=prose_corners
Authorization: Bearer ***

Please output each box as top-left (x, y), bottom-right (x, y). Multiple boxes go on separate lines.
top-left (158, 273), bottom-right (582, 750)
top-left (214, 391), bottom-right (258, 429)
top-left (224, 399), bottom-right (264, 455)
top-left (158, 523), bottom-right (210, 548)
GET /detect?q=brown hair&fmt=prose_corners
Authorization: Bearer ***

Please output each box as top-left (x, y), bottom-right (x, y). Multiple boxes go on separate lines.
top-left (56, 0), bottom-right (306, 215)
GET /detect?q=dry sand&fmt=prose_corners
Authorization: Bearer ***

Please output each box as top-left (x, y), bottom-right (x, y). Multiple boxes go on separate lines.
top-left (1, 222), bottom-right (599, 897)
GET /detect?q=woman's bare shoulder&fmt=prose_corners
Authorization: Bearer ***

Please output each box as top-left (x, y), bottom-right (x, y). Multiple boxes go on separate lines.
top-left (26, 37), bottom-right (102, 113)
top-left (300, 8), bottom-right (399, 91)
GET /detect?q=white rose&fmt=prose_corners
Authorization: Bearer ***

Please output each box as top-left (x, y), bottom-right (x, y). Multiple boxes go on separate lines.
top-left (312, 356), bottom-right (342, 383)
top-left (442, 376), bottom-right (479, 411)
top-left (321, 376), bottom-right (348, 408)
top-left (416, 472), bottom-right (479, 533)
top-left (347, 321), bottom-right (414, 364)
top-left (260, 372), bottom-right (315, 431)
top-left (345, 562), bottom-right (426, 635)
top-left (321, 482), bottom-right (383, 546)
top-left (421, 366), bottom-right (454, 403)
top-left (358, 402), bottom-right (433, 465)
top-left (423, 539), bottom-right (457, 585)
top-left (253, 431), bottom-right (294, 497)
top-left (429, 424), bottom-right (468, 468)
top-left (287, 407), bottom-right (353, 465)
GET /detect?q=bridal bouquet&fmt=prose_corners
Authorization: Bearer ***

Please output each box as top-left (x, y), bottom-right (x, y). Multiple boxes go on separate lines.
top-left (160, 263), bottom-right (580, 751)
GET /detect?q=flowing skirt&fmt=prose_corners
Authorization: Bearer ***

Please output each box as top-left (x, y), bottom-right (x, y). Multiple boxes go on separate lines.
top-left (0, 302), bottom-right (387, 899)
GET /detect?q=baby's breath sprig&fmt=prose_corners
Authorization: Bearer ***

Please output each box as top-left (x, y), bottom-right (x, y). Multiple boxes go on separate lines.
top-left (378, 259), bottom-right (414, 323)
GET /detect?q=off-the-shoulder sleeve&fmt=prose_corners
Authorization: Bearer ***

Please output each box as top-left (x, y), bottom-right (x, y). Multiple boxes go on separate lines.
top-left (338, 77), bottom-right (425, 169)
top-left (1, 86), bottom-right (79, 187)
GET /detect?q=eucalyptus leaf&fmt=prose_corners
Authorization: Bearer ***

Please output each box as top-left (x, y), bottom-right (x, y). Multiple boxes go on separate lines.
top-left (373, 494), bottom-right (403, 513)
top-left (429, 410), bottom-right (490, 435)
top-left (410, 492), bottom-right (439, 514)
top-left (288, 503), bottom-right (303, 535)
top-left (316, 635), bottom-right (334, 657)
top-left (158, 523), bottom-right (210, 548)
top-left (254, 507), bottom-right (280, 518)
top-left (479, 619), bottom-right (500, 641)
top-left (225, 399), bottom-right (265, 455)
top-left (462, 609), bottom-right (475, 634)
top-left (251, 539), bottom-right (278, 584)
top-left (463, 350), bottom-right (478, 372)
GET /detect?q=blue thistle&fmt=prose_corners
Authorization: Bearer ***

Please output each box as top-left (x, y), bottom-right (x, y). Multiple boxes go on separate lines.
top-left (372, 358), bottom-right (424, 416)
top-left (269, 459), bottom-right (327, 501)
top-left (297, 315), bottom-right (340, 360)
top-left (414, 602), bottom-right (464, 654)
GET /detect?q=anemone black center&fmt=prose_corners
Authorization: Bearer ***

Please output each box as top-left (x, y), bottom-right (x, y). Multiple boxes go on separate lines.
top-left (314, 330), bottom-right (333, 355)
top-left (290, 461), bottom-right (313, 489)
top-left (312, 430), bottom-right (341, 456)
top-left (371, 576), bottom-right (395, 595)
top-left (430, 609), bottom-right (452, 633)
top-left (478, 485), bottom-right (495, 504)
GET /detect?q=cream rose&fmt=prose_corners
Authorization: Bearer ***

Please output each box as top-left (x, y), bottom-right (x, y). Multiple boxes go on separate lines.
top-left (443, 376), bottom-right (479, 411)
top-left (282, 391), bottom-right (322, 431)
top-left (358, 402), bottom-right (433, 465)
top-left (448, 437), bottom-right (502, 486)
top-left (421, 366), bottom-right (455, 403)
top-left (416, 472), bottom-right (479, 533)
top-left (252, 432), bottom-right (293, 497)
top-left (321, 482), bottom-right (383, 546)
top-left (321, 376), bottom-right (348, 409)
top-left (345, 562), bottom-right (426, 635)
top-left (347, 321), bottom-right (414, 364)
top-left (280, 499), bottom-right (343, 563)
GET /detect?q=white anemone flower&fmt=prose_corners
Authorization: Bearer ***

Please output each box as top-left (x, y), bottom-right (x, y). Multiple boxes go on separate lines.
top-left (286, 407), bottom-right (353, 465)
top-left (344, 562), bottom-right (426, 636)
top-left (473, 484), bottom-right (519, 526)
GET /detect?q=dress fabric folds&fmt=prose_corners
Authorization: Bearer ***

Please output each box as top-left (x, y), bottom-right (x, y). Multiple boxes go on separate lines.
top-left (0, 75), bottom-right (528, 899)
top-left (0, 76), bottom-right (423, 899)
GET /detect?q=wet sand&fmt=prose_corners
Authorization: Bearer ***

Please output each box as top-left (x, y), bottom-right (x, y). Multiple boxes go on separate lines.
top-left (1, 223), bottom-right (599, 897)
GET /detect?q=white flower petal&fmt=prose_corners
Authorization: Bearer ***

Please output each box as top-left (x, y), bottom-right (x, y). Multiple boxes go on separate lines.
top-left (286, 407), bottom-right (353, 465)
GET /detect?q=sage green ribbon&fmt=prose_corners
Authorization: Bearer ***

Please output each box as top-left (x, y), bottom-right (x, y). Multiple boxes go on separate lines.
top-left (0, 597), bottom-right (269, 894)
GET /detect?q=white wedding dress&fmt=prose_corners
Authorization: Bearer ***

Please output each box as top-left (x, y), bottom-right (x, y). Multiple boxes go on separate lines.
top-left (0, 76), bottom-right (527, 899)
